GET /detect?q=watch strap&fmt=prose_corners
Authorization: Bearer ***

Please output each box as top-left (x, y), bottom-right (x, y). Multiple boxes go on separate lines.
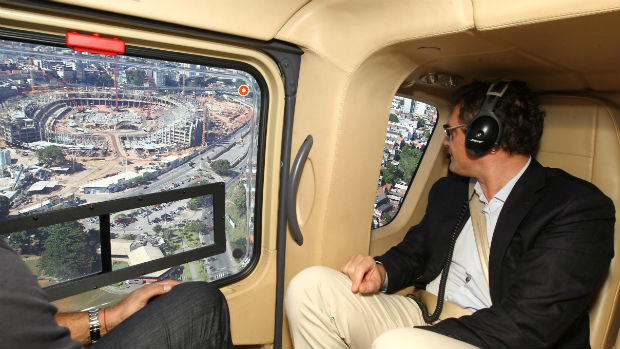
top-left (88, 308), bottom-right (101, 343)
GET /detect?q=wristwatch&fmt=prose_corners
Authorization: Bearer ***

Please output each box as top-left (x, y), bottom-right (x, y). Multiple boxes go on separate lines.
top-left (88, 308), bottom-right (101, 343)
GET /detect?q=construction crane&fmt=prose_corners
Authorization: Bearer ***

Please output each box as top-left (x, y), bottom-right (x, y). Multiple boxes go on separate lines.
top-left (114, 55), bottom-right (119, 110)
top-left (28, 58), bottom-right (35, 92)
top-left (201, 104), bottom-right (209, 146)
top-left (146, 74), bottom-right (152, 119)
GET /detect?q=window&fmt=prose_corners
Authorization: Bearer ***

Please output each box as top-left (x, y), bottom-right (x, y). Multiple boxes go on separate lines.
top-left (372, 96), bottom-right (438, 229)
top-left (0, 34), bottom-right (264, 309)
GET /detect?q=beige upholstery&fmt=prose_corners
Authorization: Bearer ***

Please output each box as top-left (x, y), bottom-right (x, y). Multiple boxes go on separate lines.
top-left (537, 95), bottom-right (620, 349)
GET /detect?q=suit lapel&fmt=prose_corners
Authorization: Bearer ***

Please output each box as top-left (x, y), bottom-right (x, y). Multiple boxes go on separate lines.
top-left (488, 160), bottom-right (546, 301)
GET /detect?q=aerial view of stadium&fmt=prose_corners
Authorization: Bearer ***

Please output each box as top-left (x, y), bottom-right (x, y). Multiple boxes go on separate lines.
top-left (0, 39), bottom-right (261, 293)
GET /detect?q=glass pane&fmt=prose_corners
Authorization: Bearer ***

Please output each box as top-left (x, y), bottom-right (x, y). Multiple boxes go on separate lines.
top-left (372, 96), bottom-right (438, 229)
top-left (0, 39), bottom-right (261, 287)
top-left (1, 218), bottom-right (101, 286)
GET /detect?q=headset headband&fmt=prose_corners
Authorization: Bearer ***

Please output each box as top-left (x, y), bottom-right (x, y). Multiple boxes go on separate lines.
top-left (477, 81), bottom-right (510, 117)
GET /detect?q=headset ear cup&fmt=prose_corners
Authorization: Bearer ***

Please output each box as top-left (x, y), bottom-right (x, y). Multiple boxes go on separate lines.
top-left (465, 115), bottom-right (501, 156)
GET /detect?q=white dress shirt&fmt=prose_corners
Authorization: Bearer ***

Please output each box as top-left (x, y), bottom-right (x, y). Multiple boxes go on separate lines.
top-left (425, 157), bottom-right (531, 312)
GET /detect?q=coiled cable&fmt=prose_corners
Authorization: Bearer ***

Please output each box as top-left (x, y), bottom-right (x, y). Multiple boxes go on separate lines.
top-left (406, 199), bottom-right (469, 324)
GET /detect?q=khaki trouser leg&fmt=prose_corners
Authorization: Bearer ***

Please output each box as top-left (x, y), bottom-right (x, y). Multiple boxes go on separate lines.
top-left (285, 266), bottom-right (425, 348)
top-left (372, 328), bottom-right (478, 349)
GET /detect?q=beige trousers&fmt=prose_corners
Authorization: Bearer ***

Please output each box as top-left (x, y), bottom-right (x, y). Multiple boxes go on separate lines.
top-left (285, 266), bottom-right (477, 349)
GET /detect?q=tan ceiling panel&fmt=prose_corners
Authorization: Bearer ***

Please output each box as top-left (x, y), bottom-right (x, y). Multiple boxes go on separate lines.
top-left (472, 0), bottom-right (620, 29)
top-left (53, 0), bottom-right (310, 41)
top-left (276, 0), bottom-right (474, 73)
top-left (477, 12), bottom-right (620, 75)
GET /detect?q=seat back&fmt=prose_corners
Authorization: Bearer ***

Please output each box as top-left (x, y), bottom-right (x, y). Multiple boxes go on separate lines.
top-left (537, 95), bottom-right (620, 349)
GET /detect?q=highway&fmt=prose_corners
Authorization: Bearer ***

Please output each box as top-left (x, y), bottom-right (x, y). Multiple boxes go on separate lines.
top-left (81, 121), bottom-right (253, 282)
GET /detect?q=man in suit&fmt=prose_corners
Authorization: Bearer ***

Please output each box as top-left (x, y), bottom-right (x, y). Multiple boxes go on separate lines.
top-left (285, 80), bottom-right (615, 348)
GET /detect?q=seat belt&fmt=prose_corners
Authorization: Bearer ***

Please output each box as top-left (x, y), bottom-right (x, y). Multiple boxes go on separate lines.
top-left (469, 182), bottom-right (490, 287)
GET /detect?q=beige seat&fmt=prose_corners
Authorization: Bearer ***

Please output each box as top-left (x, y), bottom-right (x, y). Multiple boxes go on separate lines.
top-left (537, 95), bottom-right (620, 349)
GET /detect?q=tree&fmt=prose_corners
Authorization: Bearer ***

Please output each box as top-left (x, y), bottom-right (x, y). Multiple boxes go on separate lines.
top-left (153, 224), bottom-right (163, 235)
top-left (234, 192), bottom-right (246, 215)
top-left (185, 220), bottom-right (206, 234)
top-left (381, 211), bottom-right (392, 223)
top-left (210, 159), bottom-right (230, 175)
top-left (6, 231), bottom-right (31, 252)
top-left (126, 69), bottom-right (146, 86)
top-left (417, 116), bottom-right (426, 127)
top-left (38, 222), bottom-right (95, 280)
top-left (381, 162), bottom-right (398, 185)
top-left (0, 195), bottom-right (9, 217)
top-left (389, 113), bottom-right (399, 122)
top-left (399, 145), bottom-right (423, 183)
top-left (187, 197), bottom-right (201, 211)
top-left (37, 145), bottom-right (66, 166)
top-left (96, 73), bottom-right (114, 87)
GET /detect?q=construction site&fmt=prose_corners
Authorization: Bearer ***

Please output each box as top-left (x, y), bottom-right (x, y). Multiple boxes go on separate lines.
top-left (0, 85), bottom-right (253, 215)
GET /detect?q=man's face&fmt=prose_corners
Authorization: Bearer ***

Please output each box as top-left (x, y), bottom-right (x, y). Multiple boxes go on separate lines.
top-left (444, 105), bottom-right (473, 176)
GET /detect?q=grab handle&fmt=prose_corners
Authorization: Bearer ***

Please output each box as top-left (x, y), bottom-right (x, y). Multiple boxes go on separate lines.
top-left (286, 135), bottom-right (313, 245)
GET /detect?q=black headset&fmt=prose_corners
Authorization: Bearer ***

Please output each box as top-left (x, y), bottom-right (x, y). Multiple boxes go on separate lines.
top-left (465, 81), bottom-right (510, 156)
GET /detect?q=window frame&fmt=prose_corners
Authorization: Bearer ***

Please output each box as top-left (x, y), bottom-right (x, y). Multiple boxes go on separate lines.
top-left (0, 27), bottom-right (273, 297)
top-left (2, 183), bottom-right (226, 301)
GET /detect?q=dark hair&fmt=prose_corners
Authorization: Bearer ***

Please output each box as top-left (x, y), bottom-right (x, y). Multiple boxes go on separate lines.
top-left (452, 80), bottom-right (545, 156)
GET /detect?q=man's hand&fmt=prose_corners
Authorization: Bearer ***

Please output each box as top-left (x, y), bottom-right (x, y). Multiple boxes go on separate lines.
top-left (105, 280), bottom-right (181, 334)
top-left (55, 280), bottom-right (181, 345)
top-left (340, 255), bottom-right (386, 295)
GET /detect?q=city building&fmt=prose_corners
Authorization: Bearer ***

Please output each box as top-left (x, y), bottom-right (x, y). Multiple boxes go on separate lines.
top-left (0, 149), bottom-right (10, 166)
top-left (0, 111), bottom-right (40, 144)
top-left (27, 180), bottom-right (59, 194)
top-left (110, 238), bottom-right (132, 262)
top-left (127, 245), bottom-right (174, 282)
top-left (79, 171), bottom-right (140, 194)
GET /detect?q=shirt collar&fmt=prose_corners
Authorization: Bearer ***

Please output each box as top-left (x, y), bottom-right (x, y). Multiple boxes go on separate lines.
top-left (473, 156), bottom-right (532, 205)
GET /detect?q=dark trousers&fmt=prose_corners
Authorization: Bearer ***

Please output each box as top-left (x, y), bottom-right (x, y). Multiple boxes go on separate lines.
top-left (93, 282), bottom-right (233, 349)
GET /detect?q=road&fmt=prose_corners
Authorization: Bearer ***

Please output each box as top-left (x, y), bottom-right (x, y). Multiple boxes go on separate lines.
top-left (79, 122), bottom-right (254, 281)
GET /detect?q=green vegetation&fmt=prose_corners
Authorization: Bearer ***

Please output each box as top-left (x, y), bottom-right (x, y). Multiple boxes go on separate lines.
top-left (157, 220), bottom-right (206, 255)
top-left (417, 116), bottom-right (426, 127)
top-left (381, 211), bottom-right (392, 222)
top-left (233, 191), bottom-right (246, 215)
top-left (5, 228), bottom-right (48, 254)
top-left (389, 113), bottom-right (399, 122)
top-left (112, 260), bottom-right (129, 271)
top-left (211, 159), bottom-right (230, 175)
top-left (0, 196), bottom-right (10, 217)
top-left (128, 172), bottom-right (154, 184)
top-left (225, 181), bottom-right (248, 260)
top-left (187, 194), bottom-right (213, 211)
top-left (96, 73), bottom-right (114, 87)
top-left (37, 222), bottom-right (98, 280)
top-left (381, 162), bottom-right (398, 185)
top-left (37, 145), bottom-right (66, 166)
top-left (126, 69), bottom-right (146, 86)
top-left (398, 145), bottom-right (423, 183)
top-left (5, 230), bottom-right (31, 252)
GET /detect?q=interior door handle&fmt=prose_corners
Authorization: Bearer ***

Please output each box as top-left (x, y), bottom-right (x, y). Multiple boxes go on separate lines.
top-left (286, 135), bottom-right (313, 246)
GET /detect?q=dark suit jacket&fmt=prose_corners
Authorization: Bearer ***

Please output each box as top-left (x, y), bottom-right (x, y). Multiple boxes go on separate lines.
top-left (375, 160), bottom-right (615, 348)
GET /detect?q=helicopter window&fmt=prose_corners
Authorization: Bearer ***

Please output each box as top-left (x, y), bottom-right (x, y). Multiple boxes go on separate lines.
top-left (371, 96), bottom-right (438, 229)
top-left (0, 33), bottom-right (265, 310)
